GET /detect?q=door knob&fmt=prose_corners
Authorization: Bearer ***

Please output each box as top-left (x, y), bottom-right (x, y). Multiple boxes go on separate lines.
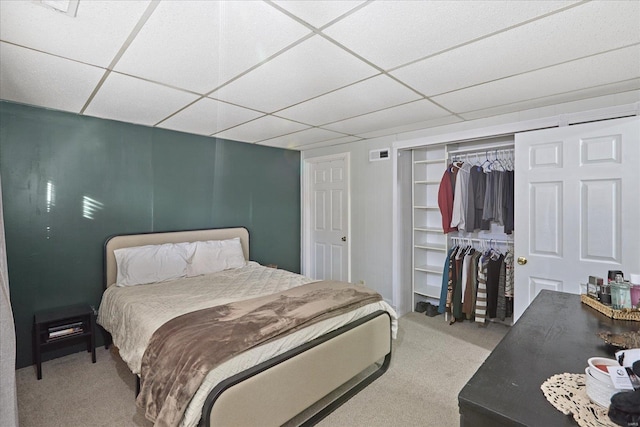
top-left (517, 256), bottom-right (527, 265)
top-left (341, 236), bottom-right (347, 242)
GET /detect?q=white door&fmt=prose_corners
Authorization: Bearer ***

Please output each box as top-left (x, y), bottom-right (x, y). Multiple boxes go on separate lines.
top-left (514, 116), bottom-right (640, 321)
top-left (307, 156), bottom-right (349, 281)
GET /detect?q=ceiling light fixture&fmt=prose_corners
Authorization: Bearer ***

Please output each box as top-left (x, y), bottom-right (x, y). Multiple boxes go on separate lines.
top-left (37, 0), bottom-right (79, 17)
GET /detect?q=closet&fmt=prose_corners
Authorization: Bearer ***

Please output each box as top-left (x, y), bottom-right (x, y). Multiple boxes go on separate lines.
top-left (412, 136), bottom-right (516, 324)
top-left (408, 116), bottom-right (640, 322)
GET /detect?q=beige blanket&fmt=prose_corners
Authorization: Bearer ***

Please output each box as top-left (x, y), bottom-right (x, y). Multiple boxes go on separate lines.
top-left (136, 280), bottom-right (383, 427)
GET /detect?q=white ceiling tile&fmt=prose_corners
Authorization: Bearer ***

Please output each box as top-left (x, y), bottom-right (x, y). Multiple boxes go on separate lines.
top-left (211, 35), bottom-right (379, 113)
top-left (1, 1), bottom-right (638, 147)
top-left (296, 136), bottom-right (364, 151)
top-left (276, 75), bottom-right (421, 125)
top-left (214, 115), bottom-right (309, 143)
top-left (322, 100), bottom-right (451, 136)
top-left (114, 1), bottom-right (311, 94)
top-left (84, 72), bottom-right (199, 126)
top-left (259, 127), bottom-right (354, 150)
top-left (459, 79), bottom-right (640, 121)
top-left (271, 1), bottom-right (366, 28)
top-left (433, 45), bottom-right (640, 113)
top-left (0, 0), bottom-right (151, 67)
top-left (324, 1), bottom-right (577, 70)
top-left (357, 115), bottom-right (463, 140)
top-left (0, 42), bottom-right (104, 113)
top-left (158, 97), bottom-right (263, 136)
top-left (392, 1), bottom-right (640, 96)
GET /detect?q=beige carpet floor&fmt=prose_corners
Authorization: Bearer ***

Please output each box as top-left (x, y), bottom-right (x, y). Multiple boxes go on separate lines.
top-left (16, 312), bottom-right (509, 427)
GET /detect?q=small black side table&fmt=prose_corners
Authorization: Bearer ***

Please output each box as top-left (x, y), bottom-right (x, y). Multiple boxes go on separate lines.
top-left (33, 304), bottom-right (96, 380)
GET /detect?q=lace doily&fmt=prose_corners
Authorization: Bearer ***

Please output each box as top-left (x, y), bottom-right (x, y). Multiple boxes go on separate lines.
top-left (541, 373), bottom-right (616, 427)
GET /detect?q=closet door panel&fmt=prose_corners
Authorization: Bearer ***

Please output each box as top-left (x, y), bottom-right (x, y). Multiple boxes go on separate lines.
top-left (514, 116), bottom-right (640, 322)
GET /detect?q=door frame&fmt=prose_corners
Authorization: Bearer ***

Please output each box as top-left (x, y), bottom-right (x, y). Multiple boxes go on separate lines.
top-left (301, 152), bottom-right (351, 280)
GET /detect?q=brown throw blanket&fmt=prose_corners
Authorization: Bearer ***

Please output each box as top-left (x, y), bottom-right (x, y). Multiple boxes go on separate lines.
top-left (136, 280), bottom-right (383, 427)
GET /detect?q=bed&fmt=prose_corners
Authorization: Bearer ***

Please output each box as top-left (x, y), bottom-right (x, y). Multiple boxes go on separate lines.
top-left (97, 227), bottom-right (397, 427)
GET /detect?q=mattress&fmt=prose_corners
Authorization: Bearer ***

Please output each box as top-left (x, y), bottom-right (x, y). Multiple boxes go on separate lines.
top-left (97, 262), bottom-right (397, 427)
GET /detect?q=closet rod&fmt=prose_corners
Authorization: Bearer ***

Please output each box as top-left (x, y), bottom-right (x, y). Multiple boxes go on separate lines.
top-left (450, 237), bottom-right (513, 245)
top-left (447, 143), bottom-right (514, 156)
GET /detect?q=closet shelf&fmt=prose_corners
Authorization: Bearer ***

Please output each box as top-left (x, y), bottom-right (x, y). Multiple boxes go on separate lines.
top-left (414, 180), bottom-right (440, 185)
top-left (415, 265), bottom-right (443, 274)
top-left (414, 243), bottom-right (447, 251)
top-left (414, 227), bottom-right (443, 233)
top-left (413, 206), bottom-right (439, 210)
top-left (413, 289), bottom-right (440, 299)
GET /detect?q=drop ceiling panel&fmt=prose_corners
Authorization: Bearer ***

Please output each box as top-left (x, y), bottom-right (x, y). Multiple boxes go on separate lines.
top-left (276, 75), bottom-right (421, 125)
top-left (114, 0), bottom-right (311, 94)
top-left (272, 0), bottom-right (366, 28)
top-left (211, 35), bottom-right (379, 113)
top-left (434, 45), bottom-right (640, 114)
top-left (392, 1), bottom-right (640, 97)
top-left (291, 135), bottom-right (363, 151)
top-left (357, 115), bottom-right (464, 140)
top-left (0, 1), bottom-right (638, 150)
top-left (0, 42), bottom-right (104, 113)
top-left (323, 0), bottom-right (577, 70)
top-left (0, 0), bottom-right (151, 67)
top-left (158, 97), bottom-right (263, 136)
top-left (84, 72), bottom-right (199, 126)
top-left (260, 127), bottom-right (354, 150)
top-left (460, 80), bottom-right (640, 121)
top-left (214, 115), bottom-right (309, 143)
top-left (322, 100), bottom-right (451, 136)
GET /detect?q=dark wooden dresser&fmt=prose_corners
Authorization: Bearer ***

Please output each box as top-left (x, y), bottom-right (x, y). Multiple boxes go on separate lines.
top-left (458, 289), bottom-right (638, 426)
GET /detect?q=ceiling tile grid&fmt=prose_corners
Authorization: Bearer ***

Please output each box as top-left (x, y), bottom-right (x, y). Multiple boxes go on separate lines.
top-left (0, 41), bottom-right (106, 113)
top-left (113, 0), bottom-right (312, 94)
top-left (83, 72), bottom-right (201, 127)
top-left (1, 0), bottom-right (638, 151)
top-left (0, 0), bottom-right (151, 67)
top-left (214, 114), bottom-right (310, 143)
top-left (158, 97), bottom-right (264, 137)
top-left (209, 34), bottom-right (380, 113)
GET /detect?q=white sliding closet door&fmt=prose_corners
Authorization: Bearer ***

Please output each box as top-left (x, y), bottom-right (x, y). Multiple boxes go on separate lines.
top-left (513, 116), bottom-right (640, 321)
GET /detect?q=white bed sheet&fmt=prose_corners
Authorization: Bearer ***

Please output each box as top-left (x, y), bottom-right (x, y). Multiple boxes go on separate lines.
top-left (97, 262), bottom-right (397, 427)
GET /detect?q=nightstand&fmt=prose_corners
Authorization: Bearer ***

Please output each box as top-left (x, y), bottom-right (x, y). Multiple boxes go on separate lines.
top-left (33, 304), bottom-right (96, 380)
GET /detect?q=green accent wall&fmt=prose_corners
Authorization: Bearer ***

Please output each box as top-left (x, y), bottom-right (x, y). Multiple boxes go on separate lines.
top-left (0, 101), bottom-right (301, 368)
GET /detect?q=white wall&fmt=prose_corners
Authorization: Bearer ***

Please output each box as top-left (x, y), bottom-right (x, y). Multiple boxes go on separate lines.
top-left (302, 137), bottom-right (396, 304)
top-left (301, 90), bottom-right (640, 313)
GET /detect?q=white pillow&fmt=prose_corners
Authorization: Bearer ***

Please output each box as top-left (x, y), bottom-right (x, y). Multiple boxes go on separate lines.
top-left (186, 238), bottom-right (246, 277)
top-left (115, 242), bottom-right (191, 286)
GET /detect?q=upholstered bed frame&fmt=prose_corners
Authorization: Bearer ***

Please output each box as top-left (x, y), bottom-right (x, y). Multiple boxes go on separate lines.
top-left (103, 227), bottom-right (392, 427)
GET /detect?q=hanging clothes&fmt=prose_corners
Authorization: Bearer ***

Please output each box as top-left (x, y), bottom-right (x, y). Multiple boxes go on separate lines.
top-left (469, 165), bottom-right (487, 231)
top-left (485, 251), bottom-right (504, 319)
top-left (451, 247), bottom-right (466, 321)
top-left (462, 249), bottom-right (480, 320)
top-left (438, 165), bottom-right (458, 233)
top-left (496, 259), bottom-right (507, 321)
top-left (475, 253), bottom-right (489, 324)
top-left (450, 162), bottom-right (472, 231)
top-left (481, 170), bottom-right (495, 223)
top-left (493, 171), bottom-right (505, 226)
top-left (445, 248), bottom-right (457, 317)
top-left (503, 251), bottom-right (514, 318)
top-left (438, 247), bottom-right (456, 314)
top-left (504, 170), bottom-right (515, 234)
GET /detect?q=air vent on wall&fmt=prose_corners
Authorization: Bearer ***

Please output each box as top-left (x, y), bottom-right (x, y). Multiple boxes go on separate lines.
top-left (369, 148), bottom-right (390, 162)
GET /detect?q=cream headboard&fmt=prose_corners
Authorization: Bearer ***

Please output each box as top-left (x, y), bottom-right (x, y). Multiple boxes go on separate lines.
top-left (104, 227), bottom-right (250, 288)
